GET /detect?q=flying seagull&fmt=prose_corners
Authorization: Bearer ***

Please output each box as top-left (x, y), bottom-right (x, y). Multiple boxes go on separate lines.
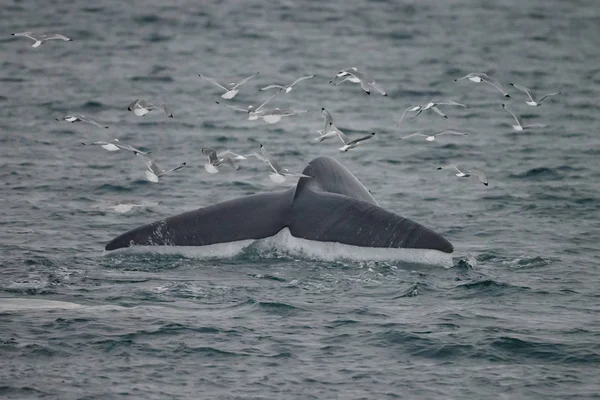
top-left (256, 144), bottom-right (310, 183)
top-left (201, 148), bottom-right (246, 174)
top-left (215, 90), bottom-right (281, 119)
top-left (11, 32), bottom-right (71, 48)
top-left (330, 124), bottom-right (376, 152)
top-left (56, 115), bottom-right (108, 129)
top-left (315, 108), bottom-right (344, 142)
top-left (134, 153), bottom-right (186, 183)
top-left (259, 74), bottom-right (316, 93)
top-left (330, 67), bottom-right (388, 96)
top-left (437, 164), bottom-right (488, 186)
top-left (127, 99), bottom-right (173, 118)
top-left (454, 72), bottom-right (510, 97)
top-left (399, 130), bottom-right (468, 142)
top-left (408, 100), bottom-right (469, 120)
top-left (199, 72), bottom-right (259, 99)
top-left (81, 139), bottom-right (150, 154)
top-left (508, 83), bottom-right (561, 107)
top-left (501, 103), bottom-right (547, 131)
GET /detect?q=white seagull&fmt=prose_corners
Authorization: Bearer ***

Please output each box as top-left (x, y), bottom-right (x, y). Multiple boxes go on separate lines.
top-left (135, 153), bottom-right (186, 183)
top-left (201, 148), bottom-right (246, 174)
top-left (501, 103), bottom-right (547, 131)
top-left (106, 200), bottom-right (158, 214)
top-left (330, 67), bottom-right (388, 96)
top-left (454, 72), bottom-right (510, 98)
top-left (259, 74), bottom-right (316, 93)
top-left (255, 108), bottom-right (308, 124)
top-left (437, 164), bottom-right (488, 186)
top-left (11, 32), bottom-right (72, 48)
top-left (215, 90), bottom-right (280, 120)
top-left (508, 83), bottom-right (561, 107)
top-left (399, 130), bottom-right (468, 142)
top-left (331, 125), bottom-right (376, 152)
top-left (56, 115), bottom-right (108, 129)
top-left (315, 108), bottom-right (343, 142)
top-left (127, 99), bottom-right (173, 118)
top-left (256, 144), bottom-right (310, 183)
top-left (81, 139), bottom-right (150, 154)
top-left (199, 72), bottom-right (259, 99)
top-left (409, 100), bottom-right (469, 120)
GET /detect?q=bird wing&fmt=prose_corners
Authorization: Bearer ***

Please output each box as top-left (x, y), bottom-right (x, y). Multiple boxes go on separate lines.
top-left (331, 124), bottom-right (349, 144)
top-left (232, 72), bottom-right (259, 89)
top-left (162, 104), bottom-right (173, 118)
top-left (12, 32), bottom-right (37, 40)
top-left (509, 83), bottom-right (535, 102)
top-left (259, 84), bottom-right (285, 91)
top-left (115, 142), bottom-right (149, 154)
top-left (201, 148), bottom-right (219, 164)
top-left (399, 132), bottom-right (427, 139)
top-left (199, 75), bottom-right (229, 91)
top-left (481, 77), bottom-right (509, 96)
top-left (436, 130), bottom-right (468, 137)
top-left (222, 157), bottom-right (241, 170)
top-left (430, 106), bottom-right (447, 118)
top-left (127, 99), bottom-right (141, 111)
top-left (215, 101), bottom-right (248, 112)
top-left (255, 90), bottom-right (281, 112)
top-left (158, 162), bottom-right (187, 177)
top-left (501, 104), bottom-right (523, 126)
top-left (347, 132), bottom-right (375, 146)
top-left (454, 73), bottom-right (475, 81)
top-left (47, 34), bottom-right (71, 41)
top-left (218, 150), bottom-right (246, 160)
top-left (260, 145), bottom-right (283, 174)
top-left (78, 115), bottom-right (107, 128)
top-left (468, 169), bottom-right (488, 185)
top-left (434, 100), bottom-right (468, 108)
top-left (538, 91), bottom-right (561, 103)
top-left (289, 74), bottom-right (316, 87)
top-left (82, 141), bottom-right (109, 146)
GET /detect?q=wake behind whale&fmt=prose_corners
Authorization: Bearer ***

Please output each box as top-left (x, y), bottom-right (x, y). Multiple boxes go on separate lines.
top-left (105, 157), bottom-right (454, 266)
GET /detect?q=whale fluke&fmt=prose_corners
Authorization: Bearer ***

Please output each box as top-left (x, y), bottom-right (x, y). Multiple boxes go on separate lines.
top-left (105, 157), bottom-right (453, 254)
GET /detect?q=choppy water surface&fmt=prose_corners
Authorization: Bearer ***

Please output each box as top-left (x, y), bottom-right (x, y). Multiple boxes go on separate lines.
top-left (1, 0), bottom-right (600, 398)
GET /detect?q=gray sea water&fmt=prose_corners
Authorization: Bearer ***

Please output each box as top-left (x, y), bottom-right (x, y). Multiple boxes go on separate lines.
top-left (2, 0), bottom-right (600, 398)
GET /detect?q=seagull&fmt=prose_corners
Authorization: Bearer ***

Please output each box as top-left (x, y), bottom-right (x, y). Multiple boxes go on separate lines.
top-left (259, 74), bottom-right (316, 93)
top-left (201, 148), bottom-right (246, 174)
top-left (408, 100), bottom-right (469, 120)
top-left (398, 130), bottom-right (468, 142)
top-left (56, 115), bottom-right (108, 129)
top-left (330, 67), bottom-right (388, 96)
top-left (134, 153), bottom-right (186, 183)
top-left (437, 164), bottom-right (488, 186)
top-left (396, 106), bottom-right (422, 126)
top-left (454, 72), bottom-right (510, 97)
top-left (330, 124), bottom-right (376, 152)
top-left (127, 99), bottom-right (173, 118)
top-left (315, 108), bottom-right (342, 142)
top-left (215, 90), bottom-right (280, 119)
top-left (508, 83), bottom-right (561, 107)
top-left (255, 108), bottom-right (308, 124)
top-left (11, 32), bottom-right (72, 48)
top-left (257, 144), bottom-right (310, 183)
top-left (106, 200), bottom-right (158, 214)
top-left (81, 139), bottom-right (150, 154)
top-left (199, 72), bottom-right (259, 99)
top-left (501, 103), bottom-right (547, 131)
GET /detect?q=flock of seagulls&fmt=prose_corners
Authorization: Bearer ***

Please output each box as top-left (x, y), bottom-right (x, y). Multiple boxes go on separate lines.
top-left (11, 31), bottom-right (563, 201)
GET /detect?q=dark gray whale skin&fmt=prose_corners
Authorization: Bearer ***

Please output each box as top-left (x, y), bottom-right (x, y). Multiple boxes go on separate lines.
top-left (105, 157), bottom-right (453, 253)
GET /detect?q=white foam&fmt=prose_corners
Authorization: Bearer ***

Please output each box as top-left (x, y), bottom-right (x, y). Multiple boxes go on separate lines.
top-left (0, 298), bottom-right (83, 311)
top-left (108, 228), bottom-right (453, 267)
